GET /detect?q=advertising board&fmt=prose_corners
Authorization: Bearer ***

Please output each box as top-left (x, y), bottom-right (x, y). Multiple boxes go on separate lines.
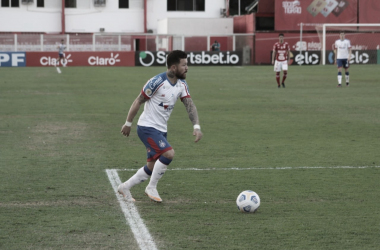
top-left (135, 51), bottom-right (243, 66)
top-left (0, 52), bottom-right (26, 67)
top-left (275, 0), bottom-right (357, 31)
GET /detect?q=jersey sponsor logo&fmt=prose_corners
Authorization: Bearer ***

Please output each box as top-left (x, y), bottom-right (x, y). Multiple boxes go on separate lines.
top-left (0, 52), bottom-right (26, 67)
top-left (159, 102), bottom-right (174, 111)
top-left (149, 76), bottom-right (163, 89)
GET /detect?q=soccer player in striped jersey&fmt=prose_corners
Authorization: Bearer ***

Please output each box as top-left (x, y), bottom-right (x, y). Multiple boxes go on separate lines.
top-left (272, 33), bottom-right (290, 88)
top-left (118, 50), bottom-right (203, 203)
top-left (334, 31), bottom-right (352, 87)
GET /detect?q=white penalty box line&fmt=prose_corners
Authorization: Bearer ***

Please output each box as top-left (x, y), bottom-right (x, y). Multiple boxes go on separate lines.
top-left (111, 166), bottom-right (380, 172)
top-left (106, 169), bottom-right (158, 250)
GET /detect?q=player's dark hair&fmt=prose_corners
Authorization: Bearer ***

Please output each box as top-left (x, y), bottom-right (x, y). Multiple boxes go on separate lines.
top-left (167, 50), bottom-right (187, 68)
top-left (279, 33), bottom-right (284, 37)
top-left (340, 31), bottom-right (345, 34)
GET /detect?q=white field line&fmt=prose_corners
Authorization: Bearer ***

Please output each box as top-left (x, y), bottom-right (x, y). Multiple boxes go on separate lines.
top-left (110, 166), bottom-right (380, 172)
top-left (107, 165), bottom-right (379, 249)
top-left (106, 169), bottom-right (158, 250)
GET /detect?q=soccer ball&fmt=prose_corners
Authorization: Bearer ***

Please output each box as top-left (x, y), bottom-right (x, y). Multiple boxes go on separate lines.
top-left (236, 190), bottom-right (260, 213)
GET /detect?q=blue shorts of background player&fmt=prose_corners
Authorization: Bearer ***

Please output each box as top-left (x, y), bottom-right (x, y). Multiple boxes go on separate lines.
top-left (137, 125), bottom-right (172, 162)
top-left (337, 59), bottom-right (349, 69)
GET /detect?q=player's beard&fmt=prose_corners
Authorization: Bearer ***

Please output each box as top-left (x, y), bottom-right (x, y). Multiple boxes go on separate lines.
top-left (176, 70), bottom-right (187, 79)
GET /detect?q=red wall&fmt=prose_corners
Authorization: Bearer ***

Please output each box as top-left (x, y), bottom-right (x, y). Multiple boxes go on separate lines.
top-left (233, 14), bottom-right (255, 33)
top-left (184, 37), bottom-right (232, 51)
top-left (258, 0), bottom-right (275, 14)
top-left (359, 0), bottom-right (380, 23)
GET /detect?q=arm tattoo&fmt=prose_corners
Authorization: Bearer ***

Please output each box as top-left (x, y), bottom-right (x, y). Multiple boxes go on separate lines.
top-left (138, 93), bottom-right (148, 104)
top-left (182, 98), bottom-right (199, 125)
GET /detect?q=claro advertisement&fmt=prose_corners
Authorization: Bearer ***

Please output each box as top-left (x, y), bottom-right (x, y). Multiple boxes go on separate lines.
top-left (25, 52), bottom-right (135, 67)
top-left (1, 51), bottom-right (243, 67)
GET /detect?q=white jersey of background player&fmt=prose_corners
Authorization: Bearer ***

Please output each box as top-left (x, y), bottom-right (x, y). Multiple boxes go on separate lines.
top-left (138, 72), bottom-right (191, 132)
top-left (56, 39), bottom-right (67, 67)
top-left (334, 32), bottom-right (352, 87)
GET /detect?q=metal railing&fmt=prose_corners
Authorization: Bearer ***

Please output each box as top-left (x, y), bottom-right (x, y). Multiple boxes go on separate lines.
top-left (0, 33), bottom-right (254, 52)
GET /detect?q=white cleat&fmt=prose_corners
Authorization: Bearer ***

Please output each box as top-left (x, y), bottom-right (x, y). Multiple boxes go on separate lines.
top-left (145, 187), bottom-right (162, 203)
top-left (118, 183), bottom-right (135, 202)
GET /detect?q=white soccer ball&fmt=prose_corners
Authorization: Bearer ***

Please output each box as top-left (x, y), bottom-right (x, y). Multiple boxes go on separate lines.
top-left (236, 190), bottom-right (260, 213)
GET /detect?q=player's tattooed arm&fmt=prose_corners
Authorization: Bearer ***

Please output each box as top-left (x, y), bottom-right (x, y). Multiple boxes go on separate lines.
top-left (128, 93), bottom-right (148, 119)
top-left (182, 98), bottom-right (199, 125)
top-left (182, 97), bottom-right (203, 142)
top-left (121, 93), bottom-right (148, 137)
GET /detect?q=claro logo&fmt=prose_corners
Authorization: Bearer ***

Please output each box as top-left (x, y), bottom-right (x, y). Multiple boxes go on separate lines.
top-left (40, 54), bottom-right (72, 66)
top-left (88, 53), bottom-right (120, 65)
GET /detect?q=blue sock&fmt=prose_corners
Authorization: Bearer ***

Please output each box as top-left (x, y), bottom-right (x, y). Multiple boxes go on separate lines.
top-left (159, 155), bottom-right (172, 165)
top-left (143, 165), bottom-right (152, 176)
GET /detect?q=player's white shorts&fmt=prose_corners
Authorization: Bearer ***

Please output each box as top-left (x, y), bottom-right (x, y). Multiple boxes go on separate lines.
top-left (274, 60), bottom-right (288, 72)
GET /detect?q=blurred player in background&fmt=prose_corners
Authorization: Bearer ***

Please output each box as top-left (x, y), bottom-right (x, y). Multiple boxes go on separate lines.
top-left (56, 39), bottom-right (67, 67)
top-left (272, 34), bottom-right (290, 88)
top-left (211, 40), bottom-right (220, 51)
top-left (334, 31), bottom-right (352, 87)
top-left (118, 50), bottom-right (203, 203)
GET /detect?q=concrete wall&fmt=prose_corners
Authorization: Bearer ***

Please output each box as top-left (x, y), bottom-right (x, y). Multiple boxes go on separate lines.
top-left (147, 0), bottom-right (226, 33)
top-left (157, 18), bottom-right (233, 35)
top-left (0, 0), bottom-right (228, 34)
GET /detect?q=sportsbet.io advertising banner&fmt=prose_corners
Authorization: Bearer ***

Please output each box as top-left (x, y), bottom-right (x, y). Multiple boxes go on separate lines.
top-left (135, 51), bottom-right (243, 66)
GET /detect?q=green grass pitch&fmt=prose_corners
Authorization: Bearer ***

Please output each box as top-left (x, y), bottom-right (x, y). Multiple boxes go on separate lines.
top-left (1, 65), bottom-right (380, 249)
